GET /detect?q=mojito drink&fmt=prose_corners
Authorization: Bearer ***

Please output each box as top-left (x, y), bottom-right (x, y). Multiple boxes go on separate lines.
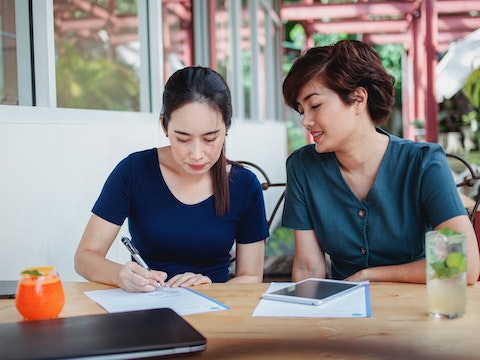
top-left (425, 229), bottom-right (466, 319)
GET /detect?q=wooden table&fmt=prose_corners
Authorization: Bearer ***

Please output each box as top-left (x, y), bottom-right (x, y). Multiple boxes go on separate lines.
top-left (1, 281), bottom-right (479, 359)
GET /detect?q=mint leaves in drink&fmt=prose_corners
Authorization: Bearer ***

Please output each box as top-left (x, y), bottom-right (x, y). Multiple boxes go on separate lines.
top-left (428, 228), bottom-right (466, 279)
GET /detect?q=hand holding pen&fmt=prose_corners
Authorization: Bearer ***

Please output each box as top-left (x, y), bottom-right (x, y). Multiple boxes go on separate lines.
top-left (121, 237), bottom-right (165, 289)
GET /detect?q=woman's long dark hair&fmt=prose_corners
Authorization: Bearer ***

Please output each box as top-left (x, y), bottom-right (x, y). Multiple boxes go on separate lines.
top-left (161, 66), bottom-right (232, 217)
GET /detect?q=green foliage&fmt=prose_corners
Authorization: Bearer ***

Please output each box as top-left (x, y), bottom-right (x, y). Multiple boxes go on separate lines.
top-left (374, 44), bottom-right (404, 107)
top-left (73, 0), bottom-right (137, 16)
top-left (286, 119), bottom-right (308, 152)
top-left (114, 0), bottom-right (138, 15)
top-left (282, 23), bottom-right (305, 74)
top-left (411, 118), bottom-right (424, 129)
top-left (463, 68), bottom-right (480, 108)
top-left (266, 226), bottom-right (294, 257)
top-left (312, 33), bottom-right (354, 47)
top-left (288, 23), bottom-right (306, 49)
top-left (462, 110), bottom-right (477, 126)
top-left (56, 39), bottom-right (140, 111)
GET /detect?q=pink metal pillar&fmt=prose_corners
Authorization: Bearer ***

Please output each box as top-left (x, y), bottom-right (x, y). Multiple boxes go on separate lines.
top-left (424, 0), bottom-right (439, 143)
top-left (414, 3), bottom-right (426, 131)
top-left (208, 0), bottom-right (217, 70)
top-left (402, 17), bottom-right (415, 141)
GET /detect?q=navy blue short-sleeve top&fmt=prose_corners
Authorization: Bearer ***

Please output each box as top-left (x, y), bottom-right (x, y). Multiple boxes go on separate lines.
top-left (92, 148), bottom-right (269, 282)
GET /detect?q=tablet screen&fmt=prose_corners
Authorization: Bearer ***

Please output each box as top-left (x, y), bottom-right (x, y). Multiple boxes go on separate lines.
top-left (270, 279), bottom-right (359, 301)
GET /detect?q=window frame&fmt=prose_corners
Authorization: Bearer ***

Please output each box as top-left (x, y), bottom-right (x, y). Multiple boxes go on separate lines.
top-left (10, 0), bottom-right (282, 122)
top-left (224, 0), bottom-right (282, 122)
top-left (15, 0), bottom-right (33, 106)
top-left (15, 0), bottom-right (162, 113)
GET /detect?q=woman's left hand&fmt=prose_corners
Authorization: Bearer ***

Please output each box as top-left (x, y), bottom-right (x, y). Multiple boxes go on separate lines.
top-left (166, 272), bottom-right (212, 287)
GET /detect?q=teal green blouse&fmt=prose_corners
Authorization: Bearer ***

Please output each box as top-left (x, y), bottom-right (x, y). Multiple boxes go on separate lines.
top-left (282, 128), bottom-right (466, 279)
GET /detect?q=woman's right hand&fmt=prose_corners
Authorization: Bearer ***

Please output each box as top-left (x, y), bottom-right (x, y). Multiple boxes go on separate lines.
top-left (118, 262), bottom-right (167, 292)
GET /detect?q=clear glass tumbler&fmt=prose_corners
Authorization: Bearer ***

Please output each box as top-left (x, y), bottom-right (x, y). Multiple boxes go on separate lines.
top-left (425, 230), bottom-right (467, 319)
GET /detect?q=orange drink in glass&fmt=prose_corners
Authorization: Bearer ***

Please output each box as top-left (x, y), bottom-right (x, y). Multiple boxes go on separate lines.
top-left (15, 266), bottom-right (65, 320)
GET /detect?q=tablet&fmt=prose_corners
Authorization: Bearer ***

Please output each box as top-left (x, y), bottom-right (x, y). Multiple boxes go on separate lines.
top-left (262, 278), bottom-right (364, 306)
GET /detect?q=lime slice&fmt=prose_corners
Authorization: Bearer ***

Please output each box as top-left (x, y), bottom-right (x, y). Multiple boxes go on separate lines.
top-left (445, 252), bottom-right (466, 272)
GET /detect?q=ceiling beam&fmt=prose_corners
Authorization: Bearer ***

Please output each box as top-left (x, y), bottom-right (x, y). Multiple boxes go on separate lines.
top-left (68, 0), bottom-right (112, 22)
top-left (438, 15), bottom-right (480, 31)
top-left (362, 32), bottom-right (410, 46)
top-left (55, 15), bottom-right (138, 32)
top-left (437, 0), bottom-right (480, 13)
top-left (303, 15), bottom-right (480, 37)
top-left (310, 18), bottom-right (411, 34)
top-left (281, 0), bottom-right (479, 21)
top-left (55, 18), bottom-right (106, 31)
top-left (280, 0), bottom-right (480, 47)
top-left (437, 29), bottom-right (478, 44)
top-left (281, 0), bottom-right (421, 21)
top-left (362, 29), bottom-right (473, 53)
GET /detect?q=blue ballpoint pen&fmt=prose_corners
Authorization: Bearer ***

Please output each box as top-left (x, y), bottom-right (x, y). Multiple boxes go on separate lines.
top-left (121, 237), bottom-right (163, 288)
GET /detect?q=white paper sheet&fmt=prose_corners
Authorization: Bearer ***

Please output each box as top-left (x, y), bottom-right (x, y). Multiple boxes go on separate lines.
top-left (252, 281), bottom-right (371, 318)
top-left (84, 287), bottom-right (229, 315)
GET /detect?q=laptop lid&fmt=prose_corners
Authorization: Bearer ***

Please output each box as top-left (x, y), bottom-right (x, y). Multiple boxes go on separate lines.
top-left (0, 280), bottom-right (17, 299)
top-left (0, 308), bottom-right (206, 360)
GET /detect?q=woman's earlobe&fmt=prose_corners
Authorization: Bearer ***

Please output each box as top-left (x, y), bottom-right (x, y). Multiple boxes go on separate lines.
top-left (352, 87), bottom-right (368, 113)
top-left (353, 87), bottom-right (367, 103)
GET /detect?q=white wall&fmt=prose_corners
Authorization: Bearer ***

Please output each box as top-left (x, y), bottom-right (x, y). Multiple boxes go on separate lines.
top-left (0, 105), bottom-right (287, 281)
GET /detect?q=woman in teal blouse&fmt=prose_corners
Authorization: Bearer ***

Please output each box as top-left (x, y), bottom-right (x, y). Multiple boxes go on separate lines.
top-left (281, 40), bottom-right (480, 284)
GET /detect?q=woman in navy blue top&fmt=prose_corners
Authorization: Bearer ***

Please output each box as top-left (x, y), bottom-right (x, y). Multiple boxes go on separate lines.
top-left (281, 40), bottom-right (479, 285)
top-left (75, 66), bottom-right (268, 292)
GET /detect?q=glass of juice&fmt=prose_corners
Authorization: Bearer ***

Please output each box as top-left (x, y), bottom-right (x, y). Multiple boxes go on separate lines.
top-left (15, 266), bottom-right (65, 320)
top-left (425, 229), bottom-right (467, 319)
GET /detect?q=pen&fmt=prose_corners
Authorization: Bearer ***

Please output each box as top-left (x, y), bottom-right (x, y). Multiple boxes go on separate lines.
top-left (121, 237), bottom-right (163, 288)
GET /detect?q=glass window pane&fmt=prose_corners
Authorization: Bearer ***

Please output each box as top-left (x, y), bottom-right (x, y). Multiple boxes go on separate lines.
top-left (0, 0), bottom-right (18, 105)
top-left (212, 1), bottom-right (229, 80)
top-left (162, 0), bottom-right (193, 81)
top-left (53, 0), bottom-right (140, 111)
top-left (213, 1), bottom-right (256, 120)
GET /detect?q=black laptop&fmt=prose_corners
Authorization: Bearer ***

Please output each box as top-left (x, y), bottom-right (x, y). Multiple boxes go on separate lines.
top-left (0, 280), bottom-right (17, 299)
top-left (0, 308), bottom-right (206, 359)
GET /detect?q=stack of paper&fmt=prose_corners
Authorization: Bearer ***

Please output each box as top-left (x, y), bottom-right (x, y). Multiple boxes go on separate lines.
top-left (85, 287), bottom-right (229, 315)
top-left (253, 281), bottom-right (371, 318)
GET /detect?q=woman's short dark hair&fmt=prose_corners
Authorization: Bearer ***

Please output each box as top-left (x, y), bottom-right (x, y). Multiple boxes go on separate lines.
top-left (282, 39), bottom-right (396, 126)
top-left (161, 66), bottom-right (232, 217)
